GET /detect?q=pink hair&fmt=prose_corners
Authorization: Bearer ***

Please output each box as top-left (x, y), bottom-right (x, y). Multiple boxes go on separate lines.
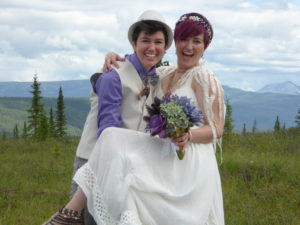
top-left (174, 13), bottom-right (213, 49)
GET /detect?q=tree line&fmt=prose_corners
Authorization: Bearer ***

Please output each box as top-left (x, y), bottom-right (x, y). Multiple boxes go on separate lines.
top-left (223, 99), bottom-right (300, 137)
top-left (2, 73), bottom-right (67, 141)
top-left (1, 78), bottom-right (300, 141)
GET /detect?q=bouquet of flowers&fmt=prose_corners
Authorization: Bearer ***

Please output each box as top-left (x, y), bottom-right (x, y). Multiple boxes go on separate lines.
top-left (144, 94), bottom-right (203, 160)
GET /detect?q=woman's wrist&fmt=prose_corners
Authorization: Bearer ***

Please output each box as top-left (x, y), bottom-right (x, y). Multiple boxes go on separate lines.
top-left (188, 130), bottom-right (193, 142)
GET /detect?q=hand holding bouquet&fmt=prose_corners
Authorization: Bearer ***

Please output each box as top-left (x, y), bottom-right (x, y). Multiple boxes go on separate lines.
top-left (144, 94), bottom-right (203, 160)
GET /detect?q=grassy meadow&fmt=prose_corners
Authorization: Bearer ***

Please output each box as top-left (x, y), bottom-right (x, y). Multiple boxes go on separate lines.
top-left (0, 130), bottom-right (299, 225)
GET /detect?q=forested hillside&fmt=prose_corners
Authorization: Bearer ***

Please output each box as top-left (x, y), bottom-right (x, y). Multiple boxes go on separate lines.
top-left (0, 97), bottom-right (90, 136)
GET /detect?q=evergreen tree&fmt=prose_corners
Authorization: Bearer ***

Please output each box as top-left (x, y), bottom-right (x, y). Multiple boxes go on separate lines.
top-left (295, 108), bottom-right (300, 128)
top-left (274, 115), bottom-right (281, 132)
top-left (48, 108), bottom-right (55, 137)
top-left (1, 131), bottom-right (7, 140)
top-left (55, 86), bottom-right (67, 138)
top-left (27, 73), bottom-right (44, 138)
top-left (224, 98), bottom-right (234, 136)
top-left (242, 123), bottom-right (247, 136)
top-left (22, 121), bottom-right (28, 138)
top-left (252, 119), bottom-right (257, 134)
top-left (282, 122), bottom-right (286, 131)
top-left (36, 111), bottom-right (48, 141)
top-left (13, 124), bottom-right (19, 139)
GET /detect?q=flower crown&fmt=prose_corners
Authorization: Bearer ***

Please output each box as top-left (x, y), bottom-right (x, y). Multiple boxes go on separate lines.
top-left (176, 14), bottom-right (213, 42)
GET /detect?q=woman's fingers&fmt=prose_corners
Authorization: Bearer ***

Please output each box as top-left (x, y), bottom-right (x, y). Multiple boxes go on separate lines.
top-left (102, 53), bottom-right (125, 72)
top-left (103, 53), bottom-right (116, 72)
top-left (172, 133), bottom-right (189, 147)
top-left (174, 133), bottom-right (188, 142)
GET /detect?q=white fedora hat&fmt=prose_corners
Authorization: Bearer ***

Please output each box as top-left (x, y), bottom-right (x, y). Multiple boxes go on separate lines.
top-left (128, 10), bottom-right (173, 49)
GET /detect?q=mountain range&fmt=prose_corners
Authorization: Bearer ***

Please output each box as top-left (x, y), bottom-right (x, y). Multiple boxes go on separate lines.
top-left (0, 80), bottom-right (91, 98)
top-left (0, 80), bottom-right (299, 135)
top-left (258, 81), bottom-right (300, 95)
top-left (1, 80), bottom-right (299, 98)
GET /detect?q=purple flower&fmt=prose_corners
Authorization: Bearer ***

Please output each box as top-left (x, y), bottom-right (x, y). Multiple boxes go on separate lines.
top-left (176, 96), bottom-right (203, 124)
top-left (149, 114), bottom-right (167, 138)
top-left (158, 129), bottom-right (167, 138)
top-left (161, 93), bottom-right (172, 104)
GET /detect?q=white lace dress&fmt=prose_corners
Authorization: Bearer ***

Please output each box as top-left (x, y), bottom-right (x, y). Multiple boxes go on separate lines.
top-left (74, 65), bottom-right (225, 225)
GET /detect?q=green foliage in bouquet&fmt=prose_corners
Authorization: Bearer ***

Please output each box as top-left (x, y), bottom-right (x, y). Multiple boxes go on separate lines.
top-left (145, 94), bottom-right (203, 160)
top-left (160, 101), bottom-right (191, 138)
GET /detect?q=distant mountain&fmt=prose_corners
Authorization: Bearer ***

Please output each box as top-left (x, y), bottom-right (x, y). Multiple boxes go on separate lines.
top-left (258, 81), bottom-right (300, 95)
top-left (1, 79), bottom-right (300, 98)
top-left (0, 80), bottom-right (299, 134)
top-left (223, 86), bottom-right (300, 131)
top-left (0, 80), bottom-right (91, 97)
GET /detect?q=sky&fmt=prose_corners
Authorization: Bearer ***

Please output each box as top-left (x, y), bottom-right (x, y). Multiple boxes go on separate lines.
top-left (0, 0), bottom-right (300, 91)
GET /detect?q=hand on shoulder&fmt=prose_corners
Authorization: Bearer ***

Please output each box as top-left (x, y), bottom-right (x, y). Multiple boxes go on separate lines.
top-left (102, 52), bottom-right (125, 73)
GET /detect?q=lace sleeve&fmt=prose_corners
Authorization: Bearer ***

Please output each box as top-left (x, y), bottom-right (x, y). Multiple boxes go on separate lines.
top-left (156, 65), bottom-right (176, 80)
top-left (193, 67), bottom-right (225, 150)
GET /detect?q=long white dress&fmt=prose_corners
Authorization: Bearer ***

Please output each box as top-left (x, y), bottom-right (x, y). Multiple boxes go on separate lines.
top-left (74, 65), bottom-right (225, 225)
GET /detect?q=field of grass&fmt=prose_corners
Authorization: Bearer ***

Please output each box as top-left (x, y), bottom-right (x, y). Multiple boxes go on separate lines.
top-left (0, 138), bottom-right (77, 225)
top-left (0, 130), bottom-right (299, 224)
top-left (220, 130), bottom-right (300, 224)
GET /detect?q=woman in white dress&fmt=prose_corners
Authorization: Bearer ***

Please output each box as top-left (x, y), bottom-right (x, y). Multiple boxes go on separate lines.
top-left (44, 12), bottom-right (225, 225)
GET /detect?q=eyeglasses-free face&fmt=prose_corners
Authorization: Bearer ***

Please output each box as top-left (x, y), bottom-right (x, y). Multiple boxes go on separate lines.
top-left (176, 33), bottom-right (205, 71)
top-left (132, 31), bottom-right (166, 71)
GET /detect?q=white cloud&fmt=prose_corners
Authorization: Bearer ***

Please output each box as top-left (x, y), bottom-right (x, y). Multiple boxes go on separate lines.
top-left (0, 0), bottom-right (300, 91)
top-left (0, 49), bottom-right (104, 81)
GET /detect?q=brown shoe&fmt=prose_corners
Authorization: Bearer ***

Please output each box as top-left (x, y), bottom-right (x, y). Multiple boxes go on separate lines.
top-left (42, 206), bottom-right (84, 225)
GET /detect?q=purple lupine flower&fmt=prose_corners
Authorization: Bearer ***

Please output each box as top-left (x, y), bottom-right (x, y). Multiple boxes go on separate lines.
top-left (176, 96), bottom-right (203, 124)
top-left (144, 93), bottom-right (204, 160)
top-left (161, 93), bottom-right (172, 104)
top-left (161, 94), bottom-right (203, 124)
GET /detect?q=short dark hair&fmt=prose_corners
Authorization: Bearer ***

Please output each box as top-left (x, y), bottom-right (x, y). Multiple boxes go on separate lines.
top-left (132, 20), bottom-right (169, 47)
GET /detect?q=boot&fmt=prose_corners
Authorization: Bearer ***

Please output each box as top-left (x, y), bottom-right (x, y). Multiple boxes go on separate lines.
top-left (42, 206), bottom-right (84, 225)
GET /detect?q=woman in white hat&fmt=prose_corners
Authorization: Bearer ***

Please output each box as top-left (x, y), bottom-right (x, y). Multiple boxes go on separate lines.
top-left (42, 10), bottom-right (173, 225)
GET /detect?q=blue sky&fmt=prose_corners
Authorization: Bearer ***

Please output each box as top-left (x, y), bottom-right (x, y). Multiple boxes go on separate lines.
top-left (0, 0), bottom-right (299, 91)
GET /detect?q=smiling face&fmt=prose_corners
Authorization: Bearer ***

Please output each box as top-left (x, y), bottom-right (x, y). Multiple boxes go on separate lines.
top-left (175, 33), bottom-right (205, 71)
top-left (132, 31), bottom-right (166, 71)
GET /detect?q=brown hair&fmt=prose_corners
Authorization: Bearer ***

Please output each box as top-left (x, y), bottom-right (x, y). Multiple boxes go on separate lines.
top-left (132, 20), bottom-right (169, 47)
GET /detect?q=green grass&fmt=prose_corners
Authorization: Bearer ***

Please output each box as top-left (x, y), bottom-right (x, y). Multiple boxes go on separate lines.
top-left (0, 138), bottom-right (78, 225)
top-left (0, 130), bottom-right (299, 224)
top-left (220, 130), bottom-right (300, 225)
